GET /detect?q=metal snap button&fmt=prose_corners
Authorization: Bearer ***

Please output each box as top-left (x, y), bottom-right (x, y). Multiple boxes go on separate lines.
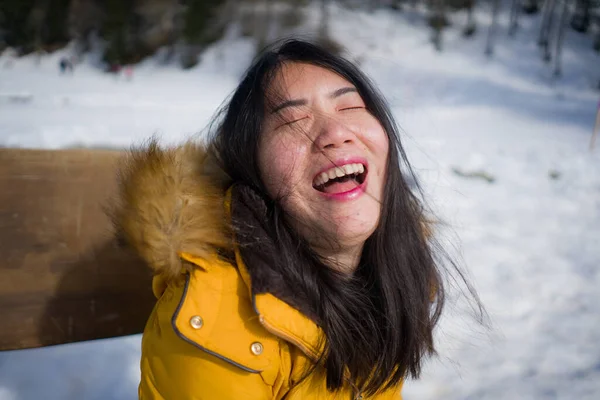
top-left (250, 342), bottom-right (263, 355)
top-left (189, 316), bottom-right (203, 329)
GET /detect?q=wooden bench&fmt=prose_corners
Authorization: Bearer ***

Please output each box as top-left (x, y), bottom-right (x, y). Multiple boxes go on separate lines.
top-left (0, 147), bottom-right (155, 351)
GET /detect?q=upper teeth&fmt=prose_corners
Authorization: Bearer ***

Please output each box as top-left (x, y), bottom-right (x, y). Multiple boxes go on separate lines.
top-left (313, 163), bottom-right (365, 187)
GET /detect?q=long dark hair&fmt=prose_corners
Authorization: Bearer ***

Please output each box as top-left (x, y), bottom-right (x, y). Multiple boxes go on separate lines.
top-left (208, 39), bottom-right (482, 396)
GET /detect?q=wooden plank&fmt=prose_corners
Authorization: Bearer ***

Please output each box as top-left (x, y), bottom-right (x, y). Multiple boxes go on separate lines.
top-left (0, 148), bottom-right (156, 351)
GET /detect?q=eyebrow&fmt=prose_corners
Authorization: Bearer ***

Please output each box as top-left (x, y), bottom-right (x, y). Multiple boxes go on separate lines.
top-left (330, 87), bottom-right (357, 99)
top-left (270, 87), bottom-right (358, 114)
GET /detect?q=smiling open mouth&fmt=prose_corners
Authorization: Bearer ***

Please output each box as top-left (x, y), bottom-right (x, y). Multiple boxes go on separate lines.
top-left (313, 163), bottom-right (367, 194)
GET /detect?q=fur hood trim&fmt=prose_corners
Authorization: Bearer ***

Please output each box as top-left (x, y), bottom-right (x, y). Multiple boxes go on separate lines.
top-left (110, 140), bottom-right (232, 281)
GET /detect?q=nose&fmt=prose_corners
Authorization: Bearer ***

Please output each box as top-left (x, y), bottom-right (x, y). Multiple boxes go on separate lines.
top-left (312, 115), bottom-right (355, 150)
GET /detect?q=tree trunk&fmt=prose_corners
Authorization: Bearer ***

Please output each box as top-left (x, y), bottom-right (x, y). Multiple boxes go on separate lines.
top-left (590, 103), bottom-right (600, 151)
top-left (430, 0), bottom-right (447, 52)
top-left (29, 0), bottom-right (47, 58)
top-left (319, 0), bottom-right (330, 40)
top-left (464, 0), bottom-right (476, 37)
top-left (390, 0), bottom-right (404, 10)
top-left (485, 0), bottom-right (501, 56)
top-left (538, 0), bottom-right (556, 62)
top-left (553, 0), bottom-right (569, 77)
top-left (571, 0), bottom-right (591, 33)
top-left (509, 0), bottom-right (521, 36)
top-left (522, 0), bottom-right (540, 14)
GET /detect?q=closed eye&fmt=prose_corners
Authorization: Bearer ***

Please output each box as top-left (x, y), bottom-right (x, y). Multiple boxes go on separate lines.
top-left (339, 106), bottom-right (365, 111)
top-left (277, 116), bottom-right (309, 129)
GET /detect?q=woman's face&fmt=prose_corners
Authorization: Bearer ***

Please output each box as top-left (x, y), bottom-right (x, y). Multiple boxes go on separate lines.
top-left (258, 62), bottom-right (389, 256)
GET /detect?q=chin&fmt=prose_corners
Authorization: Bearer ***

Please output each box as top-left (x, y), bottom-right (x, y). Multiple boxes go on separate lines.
top-left (330, 219), bottom-right (378, 245)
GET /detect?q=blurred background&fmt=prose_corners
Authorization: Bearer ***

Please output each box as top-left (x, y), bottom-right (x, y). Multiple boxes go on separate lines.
top-left (0, 1), bottom-right (599, 399)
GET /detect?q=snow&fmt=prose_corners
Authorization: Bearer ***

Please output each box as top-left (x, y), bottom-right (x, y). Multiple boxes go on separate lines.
top-left (1, 3), bottom-right (599, 400)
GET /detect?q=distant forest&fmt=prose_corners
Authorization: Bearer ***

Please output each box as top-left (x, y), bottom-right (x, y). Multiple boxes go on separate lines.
top-left (0, 0), bottom-right (598, 73)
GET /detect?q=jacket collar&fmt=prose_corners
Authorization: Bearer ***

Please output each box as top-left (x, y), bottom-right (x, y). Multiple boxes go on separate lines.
top-left (225, 185), bottom-right (324, 360)
top-left (237, 254), bottom-right (323, 360)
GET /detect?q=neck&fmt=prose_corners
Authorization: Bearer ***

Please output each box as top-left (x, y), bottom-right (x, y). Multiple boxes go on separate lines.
top-left (316, 244), bottom-right (363, 275)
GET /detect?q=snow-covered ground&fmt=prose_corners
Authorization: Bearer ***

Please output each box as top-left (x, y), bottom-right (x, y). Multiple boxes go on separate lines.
top-left (1, 3), bottom-right (599, 400)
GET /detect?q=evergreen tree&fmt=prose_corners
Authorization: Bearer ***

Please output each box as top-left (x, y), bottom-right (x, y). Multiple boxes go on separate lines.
top-left (102, 0), bottom-right (135, 65)
top-left (181, 0), bottom-right (225, 68)
top-left (182, 0), bottom-right (224, 44)
top-left (43, 0), bottom-right (71, 47)
top-left (0, 0), bottom-right (37, 52)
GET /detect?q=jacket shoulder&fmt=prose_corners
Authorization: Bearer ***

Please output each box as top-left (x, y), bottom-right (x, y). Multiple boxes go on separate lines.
top-left (141, 257), bottom-right (287, 398)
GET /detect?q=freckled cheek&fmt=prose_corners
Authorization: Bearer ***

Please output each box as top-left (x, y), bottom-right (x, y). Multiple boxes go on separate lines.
top-left (362, 123), bottom-right (389, 197)
top-left (260, 137), bottom-right (305, 196)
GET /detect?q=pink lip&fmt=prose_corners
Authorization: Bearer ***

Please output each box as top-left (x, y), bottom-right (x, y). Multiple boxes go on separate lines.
top-left (313, 157), bottom-right (369, 201)
top-left (319, 179), bottom-right (367, 201)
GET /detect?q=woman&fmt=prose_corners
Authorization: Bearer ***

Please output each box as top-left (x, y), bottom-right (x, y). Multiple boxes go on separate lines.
top-left (113, 39), bottom-right (474, 399)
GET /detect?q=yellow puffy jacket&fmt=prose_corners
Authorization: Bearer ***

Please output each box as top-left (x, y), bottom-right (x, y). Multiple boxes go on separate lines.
top-left (114, 141), bottom-right (403, 400)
